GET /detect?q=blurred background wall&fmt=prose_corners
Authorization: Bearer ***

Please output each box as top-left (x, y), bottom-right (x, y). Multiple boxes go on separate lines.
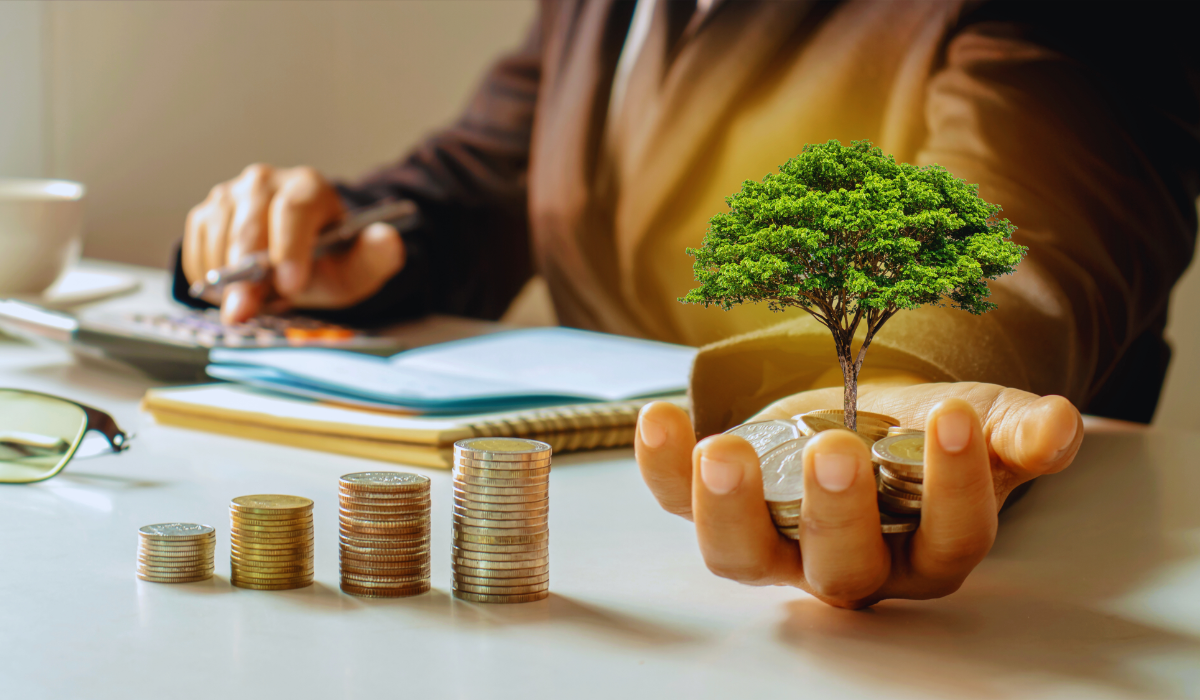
top-left (1, 0), bottom-right (1199, 431)
top-left (0, 0), bottom-right (536, 266)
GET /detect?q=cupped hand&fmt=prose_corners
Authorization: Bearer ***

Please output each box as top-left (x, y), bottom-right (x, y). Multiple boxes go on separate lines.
top-left (182, 164), bottom-right (406, 324)
top-left (635, 382), bottom-right (1084, 608)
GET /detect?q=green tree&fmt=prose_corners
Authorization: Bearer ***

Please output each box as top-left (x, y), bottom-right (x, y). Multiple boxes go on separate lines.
top-left (681, 140), bottom-right (1026, 431)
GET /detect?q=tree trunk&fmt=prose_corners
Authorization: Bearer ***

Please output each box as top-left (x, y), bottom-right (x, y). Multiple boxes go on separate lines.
top-left (835, 338), bottom-right (857, 431)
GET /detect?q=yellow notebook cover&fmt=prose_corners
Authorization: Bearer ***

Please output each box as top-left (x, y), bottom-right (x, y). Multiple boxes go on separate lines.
top-left (141, 384), bottom-right (686, 468)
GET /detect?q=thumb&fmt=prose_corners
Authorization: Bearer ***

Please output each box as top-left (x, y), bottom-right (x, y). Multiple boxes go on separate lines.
top-left (299, 222), bottom-right (405, 308)
top-left (983, 391), bottom-right (1083, 478)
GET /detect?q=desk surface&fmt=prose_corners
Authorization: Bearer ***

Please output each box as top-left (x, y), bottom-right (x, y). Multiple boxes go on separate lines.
top-left (2, 262), bottom-right (1199, 700)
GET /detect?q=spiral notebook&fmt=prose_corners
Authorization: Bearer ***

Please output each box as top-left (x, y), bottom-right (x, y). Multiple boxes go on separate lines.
top-left (141, 384), bottom-right (688, 468)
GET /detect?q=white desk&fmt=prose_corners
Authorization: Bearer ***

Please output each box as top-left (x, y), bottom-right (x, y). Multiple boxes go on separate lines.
top-left (2, 262), bottom-right (1199, 700)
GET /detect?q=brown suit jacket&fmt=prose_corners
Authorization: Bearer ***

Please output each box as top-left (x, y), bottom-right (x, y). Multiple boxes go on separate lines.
top-left (304, 1), bottom-right (1200, 431)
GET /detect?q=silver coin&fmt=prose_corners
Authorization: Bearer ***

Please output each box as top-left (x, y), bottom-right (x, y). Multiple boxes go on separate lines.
top-left (453, 437), bottom-right (552, 461)
top-left (340, 472), bottom-right (430, 489)
top-left (872, 434), bottom-right (925, 478)
top-left (724, 420), bottom-right (803, 458)
top-left (138, 523), bottom-right (216, 539)
top-left (760, 438), bottom-right (810, 502)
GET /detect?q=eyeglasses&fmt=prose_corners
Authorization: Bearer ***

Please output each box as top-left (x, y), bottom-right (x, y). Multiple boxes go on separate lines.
top-left (0, 388), bottom-right (129, 484)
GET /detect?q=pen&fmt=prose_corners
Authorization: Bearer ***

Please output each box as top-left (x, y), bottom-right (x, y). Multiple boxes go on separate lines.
top-left (187, 198), bottom-right (421, 299)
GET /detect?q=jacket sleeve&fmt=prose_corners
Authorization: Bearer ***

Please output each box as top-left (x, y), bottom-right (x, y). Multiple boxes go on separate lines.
top-left (689, 6), bottom-right (1200, 436)
top-left (172, 11), bottom-right (544, 328)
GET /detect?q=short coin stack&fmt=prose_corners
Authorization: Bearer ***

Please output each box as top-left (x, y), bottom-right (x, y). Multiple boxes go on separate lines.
top-left (230, 495), bottom-right (314, 590)
top-left (452, 437), bottom-right (551, 604)
top-left (338, 472), bottom-right (432, 598)
top-left (137, 523), bottom-right (215, 583)
top-left (872, 433), bottom-right (924, 528)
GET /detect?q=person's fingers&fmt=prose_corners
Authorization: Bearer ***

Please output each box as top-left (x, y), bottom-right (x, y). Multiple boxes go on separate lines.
top-left (220, 281), bottom-right (268, 325)
top-left (268, 167), bottom-right (342, 297)
top-left (908, 399), bottom-right (996, 593)
top-left (226, 164), bottom-right (273, 267)
top-left (294, 223), bottom-right (405, 308)
top-left (635, 401), bottom-right (696, 520)
top-left (981, 391), bottom-right (1082, 478)
top-left (200, 185), bottom-right (234, 274)
top-left (796, 430), bottom-right (890, 606)
top-left (182, 203), bottom-right (207, 285)
top-left (692, 434), bottom-right (803, 586)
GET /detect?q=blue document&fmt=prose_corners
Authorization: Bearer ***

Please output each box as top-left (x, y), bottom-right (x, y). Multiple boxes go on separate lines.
top-left (207, 327), bottom-right (697, 414)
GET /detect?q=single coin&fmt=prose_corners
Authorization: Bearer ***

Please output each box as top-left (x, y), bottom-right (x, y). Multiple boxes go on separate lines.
top-left (453, 523), bottom-right (548, 537)
top-left (138, 523), bottom-right (216, 541)
top-left (339, 521), bottom-right (430, 536)
top-left (456, 573), bottom-right (548, 587)
top-left (877, 491), bottom-right (922, 514)
top-left (887, 426), bottom-right (924, 437)
top-left (802, 408), bottom-right (900, 427)
top-left (871, 434), bottom-right (925, 478)
top-left (454, 474), bottom-right (549, 489)
top-left (138, 573), bottom-right (213, 584)
top-left (453, 505), bottom-right (550, 521)
top-left (452, 546), bottom-right (547, 563)
top-left (231, 551), bottom-right (313, 564)
top-left (452, 540), bottom-right (549, 555)
top-left (137, 547), bottom-right (214, 558)
top-left (455, 465), bottom-right (552, 479)
top-left (454, 483), bottom-right (550, 498)
top-left (455, 514), bottom-right (548, 529)
top-left (139, 539), bottom-right (215, 550)
top-left (231, 530), bottom-right (314, 544)
top-left (760, 438), bottom-right (809, 502)
top-left (878, 463), bottom-right (923, 486)
top-left (339, 471), bottom-right (431, 493)
top-left (880, 511), bottom-right (919, 533)
top-left (226, 509), bottom-right (313, 522)
top-left (230, 494), bottom-right (314, 515)
top-left (337, 489), bottom-right (429, 503)
top-left (232, 579), bottom-right (314, 591)
top-left (231, 572), bottom-right (315, 585)
top-left (453, 437), bottom-right (552, 461)
top-left (723, 420), bottom-right (804, 459)
top-left (338, 508), bottom-right (430, 522)
top-left (454, 554), bottom-right (550, 570)
top-left (797, 414), bottom-right (880, 444)
top-left (231, 563), bottom-right (315, 576)
top-left (229, 515), bottom-right (313, 527)
top-left (341, 549), bottom-right (429, 563)
top-left (340, 558), bottom-right (430, 573)
top-left (452, 563), bottom-right (549, 578)
top-left (137, 564), bottom-right (213, 576)
top-left (879, 468), bottom-right (923, 495)
top-left (342, 565), bottom-right (431, 579)
top-left (452, 589), bottom-right (549, 604)
top-left (338, 502), bottom-right (431, 515)
top-left (230, 536), bottom-right (314, 549)
top-left (138, 553), bottom-right (215, 564)
top-left (452, 496), bottom-right (548, 513)
top-left (232, 541), bottom-right (314, 553)
top-left (452, 490), bottom-right (550, 505)
top-left (341, 581), bottom-right (430, 598)
top-left (455, 456), bottom-right (552, 471)
top-left (342, 573), bottom-right (429, 587)
top-left (339, 537), bottom-right (430, 552)
top-left (453, 530), bottom-right (548, 546)
top-left (454, 581), bottom-right (549, 595)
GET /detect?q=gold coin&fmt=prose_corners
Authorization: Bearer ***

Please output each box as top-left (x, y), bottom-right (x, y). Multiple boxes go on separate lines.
top-left (339, 531), bottom-right (431, 545)
top-left (340, 558), bottom-right (430, 572)
top-left (231, 572), bottom-right (314, 585)
top-left (451, 490), bottom-right (548, 505)
top-left (230, 538), bottom-right (313, 551)
top-left (453, 563), bottom-right (549, 578)
top-left (880, 511), bottom-right (919, 533)
top-left (342, 573), bottom-right (429, 586)
top-left (454, 581), bottom-right (549, 595)
top-left (341, 549), bottom-right (429, 563)
top-left (453, 523), bottom-right (548, 537)
top-left (803, 408), bottom-right (900, 427)
top-left (137, 565), bottom-right (213, 576)
top-left (138, 573), bottom-right (213, 584)
top-left (340, 581), bottom-right (430, 598)
top-left (456, 573), bottom-right (548, 587)
top-left (138, 548), bottom-right (214, 559)
top-left (339, 525), bottom-right (430, 539)
top-left (227, 510), bottom-right (314, 522)
top-left (797, 414), bottom-right (881, 444)
top-left (342, 565), bottom-right (431, 579)
top-left (455, 513), bottom-right (548, 529)
top-left (453, 549), bottom-right (547, 565)
top-left (230, 514), bottom-right (313, 527)
top-left (454, 455), bottom-right (552, 470)
top-left (455, 465), bottom-right (552, 479)
top-left (338, 501), bottom-right (430, 514)
top-left (454, 474), bottom-right (549, 488)
top-left (231, 556), bottom-right (313, 569)
top-left (339, 536), bottom-right (430, 551)
top-left (453, 529), bottom-right (548, 546)
top-left (338, 509), bottom-right (430, 523)
top-left (453, 554), bottom-right (549, 569)
top-left (452, 496), bottom-right (549, 513)
top-left (453, 437), bottom-right (552, 460)
top-left (454, 482), bottom-right (549, 497)
top-left (453, 539), bottom-right (549, 555)
top-left (228, 521), bottom-right (313, 533)
top-left (138, 554), bottom-right (215, 565)
top-left (231, 528), bottom-right (314, 542)
top-left (454, 504), bottom-right (549, 521)
top-left (337, 490), bottom-right (429, 503)
top-left (230, 494), bottom-right (314, 514)
top-left (887, 426), bottom-right (924, 437)
top-left (232, 551), bottom-right (312, 564)
top-left (231, 542), bottom-right (313, 554)
top-left (138, 523), bottom-right (216, 541)
top-left (232, 579), bottom-right (314, 591)
top-left (452, 589), bottom-right (548, 604)
top-left (138, 539), bottom-right (215, 550)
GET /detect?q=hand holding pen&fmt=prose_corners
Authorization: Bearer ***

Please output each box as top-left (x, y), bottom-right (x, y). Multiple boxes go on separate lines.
top-left (181, 165), bottom-right (419, 324)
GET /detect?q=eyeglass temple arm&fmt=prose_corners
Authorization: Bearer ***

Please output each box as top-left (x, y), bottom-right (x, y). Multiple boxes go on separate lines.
top-left (79, 404), bottom-right (129, 452)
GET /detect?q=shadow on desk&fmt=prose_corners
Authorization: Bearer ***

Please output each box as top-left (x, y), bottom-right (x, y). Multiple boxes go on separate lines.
top-left (777, 423), bottom-right (1200, 698)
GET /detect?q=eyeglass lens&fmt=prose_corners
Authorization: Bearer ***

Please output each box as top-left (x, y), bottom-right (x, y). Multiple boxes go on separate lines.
top-left (0, 390), bottom-right (87, 483)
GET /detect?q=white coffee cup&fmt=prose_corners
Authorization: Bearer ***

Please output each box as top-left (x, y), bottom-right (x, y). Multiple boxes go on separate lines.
top-left (0, 179), bottom-right (85, 295)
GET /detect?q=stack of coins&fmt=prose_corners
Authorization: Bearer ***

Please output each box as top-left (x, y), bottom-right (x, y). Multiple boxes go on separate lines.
top-left (759, 438), bottom-right (810, 539)
top-left (724, 420), bottom-right (803, 458)
top-left (230, 495), bottom-right (314, 590)
top-left (338, 472), bottom-right (432, 598)
top-left (137, 523), bottom-right (215, 583)
top-left (872, 432), bottom-right (924, 531)
top-left (452, 437), bottom-right (551, 604)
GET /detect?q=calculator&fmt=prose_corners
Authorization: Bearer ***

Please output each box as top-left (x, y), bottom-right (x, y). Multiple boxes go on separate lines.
top-left (0, 301), bottom-right (403, 381)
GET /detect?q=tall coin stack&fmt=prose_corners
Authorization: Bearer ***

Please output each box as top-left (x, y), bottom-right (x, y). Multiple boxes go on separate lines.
top-left (872, 433), bottom-right (924, 531)
top-left (137, 523), bottom-right (215, 583)
top-left (229, 495), bottom-right (315, 590)
top-left (452, 437), bottom-right (551, 604)
top-left (338, 472), bottom-right (432, 598)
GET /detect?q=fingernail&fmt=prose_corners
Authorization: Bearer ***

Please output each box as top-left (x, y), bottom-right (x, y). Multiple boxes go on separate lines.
top-left (813, 451), bottom-right (857, 493)
top-left (639, 413), bottom-right (666, 448)
top-left (700, 455), bottom-right (743, 495)
top-left (275, 261), bottom-right (301, 295)
top-left (936, 411), bottom-right (972, 454)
